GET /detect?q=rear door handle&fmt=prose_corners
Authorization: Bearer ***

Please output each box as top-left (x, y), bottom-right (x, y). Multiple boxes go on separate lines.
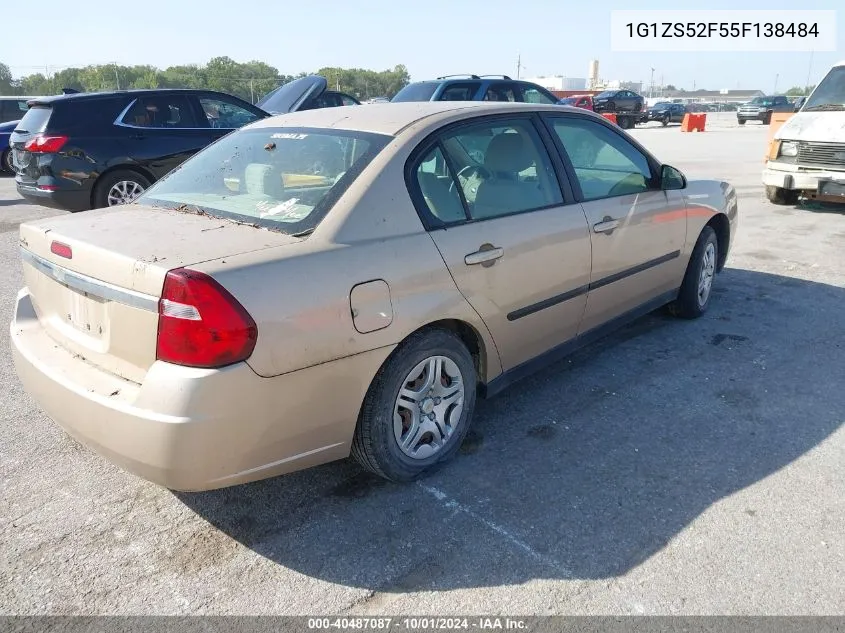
top-left (465, 246), bottom-right (504, 266)
top-left (593, 218), bottom-right (620, 234)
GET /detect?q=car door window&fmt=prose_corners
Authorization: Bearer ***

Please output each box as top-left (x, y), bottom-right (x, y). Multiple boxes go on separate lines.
top-left (339, 94), bottom-right (358, 106)
top-left (198, 96), bottom-right (262, 129)
top-left (413, 145), bottom-right (469, 223)
top-left (439, 83), bottom-right (479, 101)
top-left (548, 117), bottom-right (656, 201)
top-left (439, 119), bottom-right (563, 220)
top-left (121, 95), bottom-right (199, 128)
top-left (483, 83), bottom-right (518, 102)
top-left (520, 85), bottom-right (557, 104)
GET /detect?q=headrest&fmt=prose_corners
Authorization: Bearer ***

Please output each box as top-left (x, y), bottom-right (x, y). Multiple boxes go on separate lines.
top-left (244, 163), bottom-right (284, 197)
top-left (483, 132), bottom-right (533, 175)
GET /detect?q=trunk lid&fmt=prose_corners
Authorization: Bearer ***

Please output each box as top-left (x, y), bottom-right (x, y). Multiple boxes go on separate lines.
top-left (19, 204), bottom-right (302, 383)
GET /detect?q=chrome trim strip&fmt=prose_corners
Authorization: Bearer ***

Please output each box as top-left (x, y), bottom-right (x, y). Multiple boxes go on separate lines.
top-left (20, 247), bottom-right (159, 312)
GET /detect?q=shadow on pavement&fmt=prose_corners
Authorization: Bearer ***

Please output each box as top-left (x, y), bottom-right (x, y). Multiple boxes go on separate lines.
top-left (176, 267), bottom-right (844, 591)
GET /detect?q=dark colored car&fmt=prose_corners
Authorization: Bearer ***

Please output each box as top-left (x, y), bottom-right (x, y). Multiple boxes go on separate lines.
top-left (557, 95), bottom-right (594, 111)
top-left (792, 96), bottom-right (807, 111)
top-left (256, 75), bottom-right (360, 113)
top-left (736, 95), bottom-right (793, 125)
top-left (0, 97), bottom-right (36, 124)
top-left (592, 90), bottom-right (645, 114)
top-left (1, 119), bottom-right (19, 174)
top-left (647, 102), bottom-right (687, 126)
top-left (391, 75), bottom-right (559, 104)
top-left (9, 77), bottom-right (360, 212)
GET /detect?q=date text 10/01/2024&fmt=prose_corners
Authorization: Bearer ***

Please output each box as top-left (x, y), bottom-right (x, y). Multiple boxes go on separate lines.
top-left (625, 22), bottom-right (820, 38)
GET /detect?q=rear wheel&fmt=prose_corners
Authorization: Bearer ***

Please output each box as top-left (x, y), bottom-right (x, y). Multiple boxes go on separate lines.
top-left (618, 116), bottom-right (632, 129)
top-left (661, 114), bottom-right (670, 127)
top-left (93, 170), bottom-right (151, 209)
top-left (737, 119), bottom-right (746, 125)
top-left (669, 226), bottom-right (719, 319)
top-left (1, 149), bottom-right (13, 175)
top-left (765, 185), bottom-right (798, 205)
top-left (352, 328), bottom-right (477, 482)
top-left (763, 112), bottom-right (772, 125)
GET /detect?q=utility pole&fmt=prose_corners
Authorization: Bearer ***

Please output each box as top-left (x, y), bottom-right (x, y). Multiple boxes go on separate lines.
top-left (805, 49), bottom-right (814, 94)
top-left (516, 53), bottom-right (523, 79)
top-left (250, 78), bottom-right (255, 104)
top-left (773, 73), bottom-right (779, 94)
top-left (113, 64), bottom-right (120, 90)
top-left (650, 67), bottom-right (655, 98)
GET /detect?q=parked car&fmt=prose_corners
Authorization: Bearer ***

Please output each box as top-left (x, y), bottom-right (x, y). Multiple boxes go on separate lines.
top-left (0, 96), bottom-right (38, 124)
top-left (792, 96), bottom-right (807, 111)
top-left (557, 95), bottom-right (594, 111)
top-left (391, 74), bottom-right (559, 104)
top-left (646, 102), bottom-right (687, 126)
top-left (592, 89), bottom-right (645, 114)
top-left (9, 77), bottom-right (359, 212)
top-left (736, 95), bottom-right (793, 125)
top-left (10, 101), bottom-right (738, 491)
top-left (763, 60), bottom-right (845, 205)
top-left (256, 75), bottom-right (360, 113)
top-left (0, 119), bottom-right (19, 174)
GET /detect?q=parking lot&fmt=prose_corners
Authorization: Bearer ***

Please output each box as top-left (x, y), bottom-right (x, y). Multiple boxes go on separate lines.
top-left (1, 112), bottom-right (843, 615)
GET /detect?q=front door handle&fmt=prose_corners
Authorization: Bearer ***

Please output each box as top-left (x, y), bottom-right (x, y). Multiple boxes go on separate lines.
top-left (465, 245), bottom-right (504, 266)
top-left (593, 217), bottom-right (620, 234)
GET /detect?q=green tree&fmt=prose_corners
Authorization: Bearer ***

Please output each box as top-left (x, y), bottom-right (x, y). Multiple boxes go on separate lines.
top-left (785, 85), bottom-right (814, 96)
top-left (0, 62), bottom-right (14, 95)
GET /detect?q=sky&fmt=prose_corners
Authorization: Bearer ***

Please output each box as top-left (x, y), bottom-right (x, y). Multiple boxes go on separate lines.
top-left (3, 0), bottom-right (842, 92)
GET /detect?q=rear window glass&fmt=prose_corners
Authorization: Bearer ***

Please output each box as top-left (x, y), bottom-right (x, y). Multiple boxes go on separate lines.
top-left (15, 106), bottom-right (52, 134)
top-left (391, 82), bottom-right (440, 102)
top-left (137, 126), bottom-right (392, 235)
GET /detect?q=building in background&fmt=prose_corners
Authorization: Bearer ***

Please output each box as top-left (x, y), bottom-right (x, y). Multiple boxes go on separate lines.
top-left (523, 76), bottom-right (586, 91)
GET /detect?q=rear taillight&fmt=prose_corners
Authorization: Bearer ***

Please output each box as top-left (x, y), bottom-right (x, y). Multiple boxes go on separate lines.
top-left (24, 135), bottom-right (69, 154)
top-left (156, 269), bottom-right (257, 369)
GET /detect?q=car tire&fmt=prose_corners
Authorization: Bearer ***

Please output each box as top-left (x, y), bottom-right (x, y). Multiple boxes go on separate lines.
top-left (618, 116), bottom-right (632, 130)
top-left (669, 226), bottom-right (719, 320)
top-left (607, 100), bottom-right (617, 111)
top-left (763, 112), bottom-right (772, 125)
top-left (93, 169), bottom-right (151, 209)
top-left (351, 327), bottom-right (477, 482)
top-left (737, 119), bottom-right (746, 125)
top-left (1, 149), bottom-right (13, 175)
top-left (765, 185), bottom-right (799, 205)
top-left (662, 114), bottom-right (670, 127)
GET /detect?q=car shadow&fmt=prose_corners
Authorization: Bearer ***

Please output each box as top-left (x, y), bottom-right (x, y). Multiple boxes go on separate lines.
top-left (798, 199), bottom-right (845, 215)
top-left (176, 267), bottom-right (843, 592)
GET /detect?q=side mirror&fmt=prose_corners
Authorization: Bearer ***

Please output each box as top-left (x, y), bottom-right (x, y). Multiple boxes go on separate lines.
top-left (661, 164), bottom-right (687, 190)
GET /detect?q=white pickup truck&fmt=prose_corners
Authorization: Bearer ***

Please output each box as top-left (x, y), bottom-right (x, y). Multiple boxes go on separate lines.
top-left (763, 60), bottom-right (845, 205)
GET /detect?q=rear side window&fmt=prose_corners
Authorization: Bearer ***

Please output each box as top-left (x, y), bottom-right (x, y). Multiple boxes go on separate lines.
top-left (391, 82), bottom-right (440, 102)
top-left (438, 83), bottom-right (479, 101)
top-left (120, 95), bottom-right (199, 128)
top-left (520, 85), bottom-right (557, 104)
top-left (15, 106), bottom-right (52, 134)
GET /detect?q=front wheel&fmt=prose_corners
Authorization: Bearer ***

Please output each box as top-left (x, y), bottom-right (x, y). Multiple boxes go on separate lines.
top-left (352, 328), bottom-right (477, 482)
top-left (765, 185), bottom-right (799, 205)
top-left (93, 169), bottom-right (151, 209)
top-left (737, 119), bottom-right (746, 125)
top-left (661, 114), bottom-right (670, 127)
top-left (669, 226), bottom-right (719, 319)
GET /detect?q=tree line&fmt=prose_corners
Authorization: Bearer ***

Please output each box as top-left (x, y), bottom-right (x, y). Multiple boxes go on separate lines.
top-left (0, 57), bottom-right (411, 103)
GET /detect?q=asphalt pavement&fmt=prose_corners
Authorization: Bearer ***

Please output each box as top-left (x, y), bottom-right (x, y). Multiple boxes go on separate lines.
top-left (1, 113), bottom-right (843, 615)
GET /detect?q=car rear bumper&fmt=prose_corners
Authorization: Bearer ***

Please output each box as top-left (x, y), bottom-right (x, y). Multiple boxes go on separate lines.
top-left (16, 180), bottom-right (91, 212)
top-left (11, 287), bottom-right (393, 490)
top-left (763, 163), bottom-right (845, 191)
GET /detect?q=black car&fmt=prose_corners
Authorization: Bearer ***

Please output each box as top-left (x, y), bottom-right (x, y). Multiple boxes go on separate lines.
top-left (9, 76), bottom-right (360, 212)
top-left (592, 89), bottom-right (645, 113)
top-left (646, 102), bottom-right (687, 126)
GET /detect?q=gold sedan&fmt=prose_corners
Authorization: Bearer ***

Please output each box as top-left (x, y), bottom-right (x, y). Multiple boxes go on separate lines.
top-left (10, 101), bottom-right (739, 490)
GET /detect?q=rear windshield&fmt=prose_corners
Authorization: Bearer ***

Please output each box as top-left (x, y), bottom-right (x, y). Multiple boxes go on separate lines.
top-left (391, 82), bottom-right (440, 102)
top-left (15, 106), bottom-right (52, 134)
top-left (137, 126), bottom-right (392, 235)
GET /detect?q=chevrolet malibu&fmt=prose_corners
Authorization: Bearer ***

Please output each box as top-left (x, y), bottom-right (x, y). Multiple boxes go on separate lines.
top-left (10, 102), bottom-right (739, 491)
